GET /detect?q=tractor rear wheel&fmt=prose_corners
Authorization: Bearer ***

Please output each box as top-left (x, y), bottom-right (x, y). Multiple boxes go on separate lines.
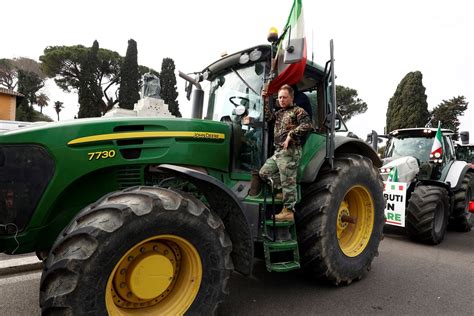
top-left (296, 154), bottom-right (385, 285)
top-left (406, 185), bottom-right (449, 244)
top-left (40, 186), bottom-right (233, 315)
top-left (448, 173), bottom-right (473, 232)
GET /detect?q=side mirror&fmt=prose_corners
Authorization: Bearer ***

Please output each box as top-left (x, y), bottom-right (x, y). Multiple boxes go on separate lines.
top-left (334, 117), bottom-right (341, 130)
top-left (284, 38), bottom-right (305, 64)
top-left (185, 81), bottom-right (193, 101)
top-left (334, 113), bottom-right (343, 130)
top-left (283, 26), bottom-right (305, 64)
top-left (460, 131), bottom-right (469, 145)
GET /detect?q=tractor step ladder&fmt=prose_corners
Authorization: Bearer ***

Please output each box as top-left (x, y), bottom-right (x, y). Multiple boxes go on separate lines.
top-left (260, 178), bottom-right (300, 272)
top-left (262, 219), bottom-right (300, 272)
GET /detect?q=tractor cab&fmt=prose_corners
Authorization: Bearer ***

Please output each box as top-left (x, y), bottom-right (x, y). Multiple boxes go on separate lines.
top-left (383, 128), bottom-right (456, 181)
top-left (184, 44), bottom-right (333, 176)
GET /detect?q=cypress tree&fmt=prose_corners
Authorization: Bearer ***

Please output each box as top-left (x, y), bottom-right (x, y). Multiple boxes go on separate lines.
top-left (78, 40), bottom-right (102, 118)
top-left (386, 71), bottom-right (429, 132)
top-left (160, 58), bottom-right (181, 117)
top-left (118, 39), bottom-right (140, 109)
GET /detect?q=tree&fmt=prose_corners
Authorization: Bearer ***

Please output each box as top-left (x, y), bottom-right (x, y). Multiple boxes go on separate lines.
top-left (41, 43), bottom-right (158, 116)
top-left (40, 43), bottom-right (122, 115)
top-left (336, 85), bottom-right (367, 121)
top-left (77, 40), bottom-right (103, 118)
top-left (0, 57), bottom-right (45, 90)
top-left (54, 101), bottom-right (64, 121)
top-left (430, 96), bottom-right (468, 140)
top-left (160, 58), bottom-right (181, 117)
top-left (118, 39), bottom-right (140, 110)
top-left (0, 59), bottom-right (17, 90)
top-left (386, 71), bottom-right (429, 132)
top-left (16, 69), bottom-right (45, 121)
top-left (36, 93), bottom-right (50, 113)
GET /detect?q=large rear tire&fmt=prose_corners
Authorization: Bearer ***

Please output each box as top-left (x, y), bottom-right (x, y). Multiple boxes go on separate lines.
top-left (40, 186), bottom-right (233, 315)
top-left (296, 154), bottom-right (385, 285)
top-left (406, 185), bottom-right (449, 244)
top-left (448, 173), bottom-right (473, 232)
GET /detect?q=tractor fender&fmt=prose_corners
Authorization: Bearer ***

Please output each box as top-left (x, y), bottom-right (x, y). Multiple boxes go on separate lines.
top-left (301, 136), bottom-right (382, 183)
top-left (156, 164), bottom-right (253, 276)
top-left (444, 161), bottom-right (472, 190)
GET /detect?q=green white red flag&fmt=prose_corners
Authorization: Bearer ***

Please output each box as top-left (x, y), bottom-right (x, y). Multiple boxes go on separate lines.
top-left (430, 123), bottom-right (443, 159)
top-left (387, 167), bottom-right (399, 182)
top-left (267, 0), bottom-right (306, 94)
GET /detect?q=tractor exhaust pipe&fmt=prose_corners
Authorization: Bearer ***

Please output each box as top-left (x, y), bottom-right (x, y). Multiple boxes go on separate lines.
top-left (179, 71), bottom-right (204, 119)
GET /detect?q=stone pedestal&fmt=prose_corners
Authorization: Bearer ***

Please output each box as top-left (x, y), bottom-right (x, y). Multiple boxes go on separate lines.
top-left (105, 97), bottom-right (173, 118)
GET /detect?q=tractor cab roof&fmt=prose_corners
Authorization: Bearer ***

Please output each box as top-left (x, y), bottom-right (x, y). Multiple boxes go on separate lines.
top-left (389, 127), bottom-right (454, 138)
top-left (201, 44), bottom-right (326, 92)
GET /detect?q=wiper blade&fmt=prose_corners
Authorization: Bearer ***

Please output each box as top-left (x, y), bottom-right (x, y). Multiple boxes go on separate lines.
top-left (231, 68), bottom-right (258, 95)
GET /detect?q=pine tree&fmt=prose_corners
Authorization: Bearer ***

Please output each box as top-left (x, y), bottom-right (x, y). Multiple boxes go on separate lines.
top-left (336, 85), bottom-right (367, 121)
top-left (78, 40), bottom-right (102, 118)
top-left (160, 58), bottom-right (181, 117)
top-left (430, 96), bottom-right (468, 140)
top-left (386, 71), bottom-right (429, 132)
top-left (118, 39), bottom-right (140, 109)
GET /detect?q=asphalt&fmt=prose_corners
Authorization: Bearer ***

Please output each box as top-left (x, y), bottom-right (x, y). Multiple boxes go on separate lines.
top-left (0, 253), bottom-right (42, 276)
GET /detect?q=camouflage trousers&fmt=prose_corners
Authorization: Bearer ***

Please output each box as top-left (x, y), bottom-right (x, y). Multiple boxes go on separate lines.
top-left (259, 146), bottom-right (302, 211)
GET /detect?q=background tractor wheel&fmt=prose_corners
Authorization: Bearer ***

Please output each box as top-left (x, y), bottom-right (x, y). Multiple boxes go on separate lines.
top-left (406, 185), bottom-right (449, 244)
top-left (40, 186), bottom-right (233, 315)
top-left (448, 173), bottom-right (473, 232)
top-left (296, 154), bottom-right (385, 285)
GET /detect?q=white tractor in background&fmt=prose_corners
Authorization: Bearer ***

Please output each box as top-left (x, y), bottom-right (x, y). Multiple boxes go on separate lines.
top-left (377, 127), bottom-right (473, 244)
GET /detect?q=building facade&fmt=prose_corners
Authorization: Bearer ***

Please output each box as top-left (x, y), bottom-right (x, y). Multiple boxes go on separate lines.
top-left (0, 88), bottom-right (23, 120)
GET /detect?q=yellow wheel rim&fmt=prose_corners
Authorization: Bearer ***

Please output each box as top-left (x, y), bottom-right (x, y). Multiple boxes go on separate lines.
top-left (106, 235), bottom-right (202, 315)
top-left (337, 185), bottom-right (375, 257)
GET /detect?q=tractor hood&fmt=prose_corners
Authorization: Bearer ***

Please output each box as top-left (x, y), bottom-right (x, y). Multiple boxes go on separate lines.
top-left (0, 116), bottom-right (231, 172)
top-left (380, 156), bottom-right (419, 183)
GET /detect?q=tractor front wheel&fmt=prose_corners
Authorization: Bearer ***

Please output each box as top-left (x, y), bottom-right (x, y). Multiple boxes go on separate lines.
top-left (296, 154), bottom-right (385, 285)
top-left (406, 185), bottom-right (449, 244)
top-left (40, 186), bottom-right (233, 315)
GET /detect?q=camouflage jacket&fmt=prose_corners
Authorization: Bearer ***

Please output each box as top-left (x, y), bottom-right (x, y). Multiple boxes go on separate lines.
top-left (265, 103), bottom-right (313, 148)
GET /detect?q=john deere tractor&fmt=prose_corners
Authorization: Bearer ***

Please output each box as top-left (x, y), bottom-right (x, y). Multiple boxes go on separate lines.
top-left (0, 38), bottom-right (384, 314)
top-left (380, 128), bottom-right (473, 244)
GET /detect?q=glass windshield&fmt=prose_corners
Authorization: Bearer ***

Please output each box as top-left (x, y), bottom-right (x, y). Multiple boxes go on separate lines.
top-left (385, 137), bottom-right (434, 162)
top-left (205, 62), bottom-right (265, 123)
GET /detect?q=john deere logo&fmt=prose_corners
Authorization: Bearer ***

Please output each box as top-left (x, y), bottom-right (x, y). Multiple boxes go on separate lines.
top-left (193, 132), bottom-right (222, 139)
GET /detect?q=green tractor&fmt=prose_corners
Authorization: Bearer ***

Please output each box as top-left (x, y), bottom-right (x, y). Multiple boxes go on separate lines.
top-left (0, 40), bottom-right (384, 314)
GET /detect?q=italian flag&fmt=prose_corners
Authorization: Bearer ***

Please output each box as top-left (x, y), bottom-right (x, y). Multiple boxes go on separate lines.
top-left (430, 123), bottom-right (443, 158)
top-left (388, 167), bottom-right (399, 182)
top-left (267, 0), bottom-right (307, 94)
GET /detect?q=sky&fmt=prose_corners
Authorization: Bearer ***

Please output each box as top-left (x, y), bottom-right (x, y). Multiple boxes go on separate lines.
top-left (1, 0), bottom-right (472, 140)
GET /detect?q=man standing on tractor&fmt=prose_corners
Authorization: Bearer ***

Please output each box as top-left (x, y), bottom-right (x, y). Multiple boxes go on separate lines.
top-left (259, 84), bottom-right (313, 221)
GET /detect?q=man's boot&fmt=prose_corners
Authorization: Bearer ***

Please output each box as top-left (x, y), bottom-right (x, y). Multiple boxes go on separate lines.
top-left (248, 170), bottom-right (262, 196)
top-left (274, 207), bottom-right (294, 221)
